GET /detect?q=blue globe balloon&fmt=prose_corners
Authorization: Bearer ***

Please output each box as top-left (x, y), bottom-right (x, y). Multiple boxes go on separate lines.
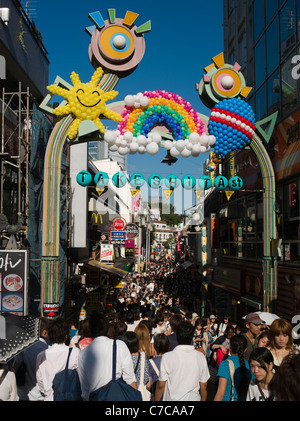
top-left (165, 174), bottom-right (180, 190)
top-left (112, 172), bottom-right (127, 188)
top-left (76, 170), bottom-right (92, 186)
top-left (198, 175), bottom-right (212, 190)
top-left (181, 175), bottom-right (196, 189)
top-left (214, 175), bottom-right (228, 190)
top-left (229, 176), bottom-right (243, 190)
top-left (148, 173), bottom-right (162, 189)
top-left (130, 172), bottom-right (145, 188)
top-left (94, 171), bottom-right (109, 188)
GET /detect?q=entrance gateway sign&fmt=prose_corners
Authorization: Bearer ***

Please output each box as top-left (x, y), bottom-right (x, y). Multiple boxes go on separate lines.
top-left (39, 7), bottom-right (278, 316)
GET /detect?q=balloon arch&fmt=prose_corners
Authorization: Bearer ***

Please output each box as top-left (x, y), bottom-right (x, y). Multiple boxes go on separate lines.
top-left (39, 8), bottom-right (277, 316)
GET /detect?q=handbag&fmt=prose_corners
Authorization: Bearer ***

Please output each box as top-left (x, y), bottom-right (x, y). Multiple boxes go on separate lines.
top-left (137, 352), bottom-right (151, 401)
top-left (228, 359), bottom-right (235, 401)
top-left (89, 340), bottom-right (142, 401)
top-left (53, 348), bottom-right (82, 401)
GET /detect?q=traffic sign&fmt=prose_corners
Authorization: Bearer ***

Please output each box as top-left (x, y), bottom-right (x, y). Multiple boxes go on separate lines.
top-left (126, 222), bottom-right (139, 238)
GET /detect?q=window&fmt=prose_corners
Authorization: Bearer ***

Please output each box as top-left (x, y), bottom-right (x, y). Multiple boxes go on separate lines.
top-left (267, 68), bottom-right (281, 114)
top-left (266, 17), bottom-right (279, 75)
top-left (254, 0), bottom-right (265, 43)
top-left (255, 83), bottom-right (267, 120)
top-left (280, 0), bottom-right (296, 58)
top-left (266, 0), bottom-right (278, 26)
top-left (255, 35), bottom-right (266, 88)
top-left (281, 51), bottom-right (297, 116)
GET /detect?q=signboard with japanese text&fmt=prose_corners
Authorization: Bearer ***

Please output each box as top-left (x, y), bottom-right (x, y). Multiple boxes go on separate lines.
top-left (0, 250), bottom-right (28, 315)
top-left (100, 244), bottom-right (114, 262)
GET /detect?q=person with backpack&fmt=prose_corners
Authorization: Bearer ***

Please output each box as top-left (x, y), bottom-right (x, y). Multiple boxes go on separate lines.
top-left (214, 334), bottom-right (253, 401)
top-left (78, 312), bottom-right (137, 401)
top-left (36, 317), bottom-right (80, 401)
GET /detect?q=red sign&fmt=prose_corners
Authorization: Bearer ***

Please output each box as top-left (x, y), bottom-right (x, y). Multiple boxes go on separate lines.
top-left (112, 217), bottom-right (127, 231)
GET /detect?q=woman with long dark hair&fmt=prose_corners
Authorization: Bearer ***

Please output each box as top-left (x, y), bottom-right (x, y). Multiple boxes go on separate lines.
top-left (247, 347), bottom-right (274, 401)
top-left (214, 334), bottom-right (252, 401)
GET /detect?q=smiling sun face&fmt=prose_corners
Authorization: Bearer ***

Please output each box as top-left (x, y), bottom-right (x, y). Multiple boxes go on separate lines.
top-left (47, 67), bottom-right (122, 140)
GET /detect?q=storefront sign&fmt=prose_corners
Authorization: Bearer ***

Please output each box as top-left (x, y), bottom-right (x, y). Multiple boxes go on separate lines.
top-left (111, 231), bottom-right (126, 240)
top-left (126, 223), bottom-right (139, 238)
top-left (43, 303), bottom-right (59, 318)
top-left (0, 250), bottom-right (28, 315)
top-left (111, 217), bottom-right (127, 231)
top-left (100, 244), bottom-right (114, 261)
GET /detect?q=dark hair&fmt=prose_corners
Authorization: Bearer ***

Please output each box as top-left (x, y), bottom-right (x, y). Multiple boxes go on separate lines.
top-left (176, 321), bottom-right (194, 345)
top-left (224, 325), bottom-right (235, 338)
top-left (229, 334), bottom-right (250, 397)
top-left (89, 313), bottom-right (109, 338)
top-left (48, 317), bottom-right (69, 344)
top-left (121, 331), bottom-right (139, 354)
top-left (114, 321), bottom-right (127, 338)
top-left (249, 347), bottom-right (274, 373)
top-left (169, 314), bottom-right (183, 333)
top-left (269, 353), bottom-right (300, 401)
top-left (154, 333), bottom-right (170, 355)
top-left (126, 311), bottom-right (134, 325)
top-left (40, 317), bottom-right (50, 334)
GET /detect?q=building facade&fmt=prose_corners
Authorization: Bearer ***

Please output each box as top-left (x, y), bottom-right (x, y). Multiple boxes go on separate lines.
top-left (203, 0), bottom-right (300, 321)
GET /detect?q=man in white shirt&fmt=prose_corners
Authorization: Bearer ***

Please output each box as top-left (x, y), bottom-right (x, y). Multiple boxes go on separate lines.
top-left (36, 317), bottom-right (80, 401)
top-left (155, 321), bottom-right (210, 401)
top-left (78, 312), bottom-right (137, 401)
top-left (17, 317), bottom-right (50, 401)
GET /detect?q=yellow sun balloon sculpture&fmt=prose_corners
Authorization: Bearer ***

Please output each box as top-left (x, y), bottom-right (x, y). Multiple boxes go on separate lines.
top-left (47, 67), bottom-right (122, 140)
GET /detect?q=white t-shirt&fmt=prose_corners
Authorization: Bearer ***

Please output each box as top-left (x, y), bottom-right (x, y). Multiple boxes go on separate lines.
top-left (78, 337), bottom-right (136, 401)
top-left (159, 345), bottom-right (210, 401)
top-left (0, 368), bottom-right (19, 401)
top-left (36, 343), bottom-right (80, 401)
top-left (246, 379), bottom-right (271, 401)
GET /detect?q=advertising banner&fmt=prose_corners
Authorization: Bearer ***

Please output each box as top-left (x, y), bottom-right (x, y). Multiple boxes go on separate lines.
top-left (0, 250), bottom-right (28, 315)
top-left (100, 244), bottom-right (114, 262)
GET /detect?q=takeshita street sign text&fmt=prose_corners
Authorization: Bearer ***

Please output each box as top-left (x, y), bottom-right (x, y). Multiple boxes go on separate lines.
top-left (76, 169), bottom-right (243, 191)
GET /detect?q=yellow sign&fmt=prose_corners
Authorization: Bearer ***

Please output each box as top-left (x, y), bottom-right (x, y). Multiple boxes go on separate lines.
top-left (96, 186), bottom-right (107, 196)
top-left (225, 191), bottom-right (235, 200)
top-left (194, 189), bottom-right (203, 199)
top-left (130, 188), bottom-right (140, 198)
top-left (163, 189), bottom-right (174, 200)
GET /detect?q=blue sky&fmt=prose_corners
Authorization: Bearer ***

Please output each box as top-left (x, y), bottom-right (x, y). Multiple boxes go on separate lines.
top-left (34, 0), bottom-right (224, 182)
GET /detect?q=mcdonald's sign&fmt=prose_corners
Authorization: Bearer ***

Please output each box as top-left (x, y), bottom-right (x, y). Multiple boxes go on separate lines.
top-left (90, 212), bottom-right (103, 225)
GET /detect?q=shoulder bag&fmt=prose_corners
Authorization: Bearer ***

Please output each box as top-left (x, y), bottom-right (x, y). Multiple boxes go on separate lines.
top-left (53, 348), bottom-right (82, 401)
top-left (137, 352), bottom-right (151, 401)
top-left (228, 359), bottom-right (235, 401)
top-left (89, 340), bottom-right (142, 401)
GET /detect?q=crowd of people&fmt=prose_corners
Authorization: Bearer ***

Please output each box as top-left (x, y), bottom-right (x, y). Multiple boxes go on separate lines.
top-left (1, 257), bottom-right (300, 402)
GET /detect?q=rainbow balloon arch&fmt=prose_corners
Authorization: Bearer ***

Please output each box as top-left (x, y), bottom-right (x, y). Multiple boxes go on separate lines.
top-left (39, 8), bottom-right (278, 316)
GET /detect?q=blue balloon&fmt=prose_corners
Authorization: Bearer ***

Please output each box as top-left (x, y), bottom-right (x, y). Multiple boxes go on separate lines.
top-left (229, 176), bottom-right (243, 190)
top-left (165, 174), bottom-right (180, 189)
top-left (77, 170), bottom-right (92, 186)
top-left (94, 171), bottom-right (109, 188)
top-left (181, 175), bottom-right (196, 189)
top-left (112, 172), bottom-right (127, 188)
top-left (214, 175), bottom-right (228, 190)
top-left (198, 175), bottom-right (212, 190)
top-left (148, 173), bottom-right (162, 189)
top-left (130, 172), bottom-right (145, 188)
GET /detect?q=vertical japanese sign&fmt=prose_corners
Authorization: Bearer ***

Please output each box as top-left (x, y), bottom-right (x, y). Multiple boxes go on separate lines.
top-left (0, 250), bottom-right (28, 315)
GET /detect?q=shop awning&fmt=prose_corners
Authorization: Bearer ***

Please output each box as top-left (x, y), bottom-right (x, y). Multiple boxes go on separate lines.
top-left (241, 295), bottom-right (262, 310)
top-left (84, 259), bottom-right (128, 278)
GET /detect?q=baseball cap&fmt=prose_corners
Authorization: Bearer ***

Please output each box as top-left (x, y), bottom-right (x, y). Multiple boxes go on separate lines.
top-left (245, 312), bottom-right (265, 325)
